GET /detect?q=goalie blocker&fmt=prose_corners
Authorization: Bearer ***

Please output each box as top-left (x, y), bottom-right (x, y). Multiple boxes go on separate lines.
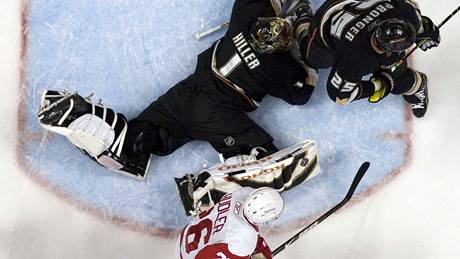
top-left (175, 139), bottom-right (320, 215)
top-left (37, 90), bottom-right (151, 179)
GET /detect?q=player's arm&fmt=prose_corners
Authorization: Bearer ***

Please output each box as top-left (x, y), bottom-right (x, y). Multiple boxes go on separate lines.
top-left (267, 64), bottom-right (317, 105)
top-left (284, 0), bottom-right (313, 42)
top-left (195, 243), bottom-right (249, 259)
top-left (232, 0), bottom-right (277, 24)
top-left (327, 56), bottom-right (389, 105)
top-left (251, 236), bottom-right (273, 259)
top-left (396, 0), bottom-right (440, 50)
top-left (417, 15), bottom-right (441, 51)
top-left (231, 0), bottom-right (301, 31)
top-left (268, 0), bottom-right (283, 16)
top-left (287, 0), bottom-right (316, 65)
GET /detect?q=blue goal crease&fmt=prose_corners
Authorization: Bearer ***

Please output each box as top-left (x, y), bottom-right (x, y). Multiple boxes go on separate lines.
top-left (23, 0), bottom-right (408, 229)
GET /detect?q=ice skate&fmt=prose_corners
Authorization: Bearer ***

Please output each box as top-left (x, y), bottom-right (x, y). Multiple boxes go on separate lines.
top-left (403, 72), bottom-right (429, 118)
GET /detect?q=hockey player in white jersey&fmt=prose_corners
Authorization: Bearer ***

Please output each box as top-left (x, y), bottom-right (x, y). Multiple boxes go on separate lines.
top-left (176, 187), bottom-right (283, 259)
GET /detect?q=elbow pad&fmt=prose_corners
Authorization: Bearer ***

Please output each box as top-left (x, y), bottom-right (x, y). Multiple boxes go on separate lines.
top-left (327, 72), bottom-right (360, 105)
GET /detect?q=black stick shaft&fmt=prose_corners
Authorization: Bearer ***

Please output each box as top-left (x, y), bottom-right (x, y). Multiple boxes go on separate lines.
top-left (272, 161), bottom-right (370, 256)
top-left (438, 5), bottom-right (460, 28)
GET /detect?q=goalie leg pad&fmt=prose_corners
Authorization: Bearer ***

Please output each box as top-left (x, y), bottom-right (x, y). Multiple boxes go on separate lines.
top-left (38, 89), bottom-right (126, 158)
top-left (222, 143), bottom-right (320, 192)
top-left (38, 89), bottom-right (149, 179)
top-left (176, 139), bottom-right (320, 214)
top-left (66, 114), bottom-right (116, 157)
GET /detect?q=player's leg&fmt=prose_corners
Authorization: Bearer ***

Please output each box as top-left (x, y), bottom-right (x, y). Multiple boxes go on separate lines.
top-left (192, 104), bottom-right (320, 184)
top-left (37, 75), bottom-right (200, 179)
top-left (175, 100), bottom-right (320, 214)
top-left (296, 0), bottom-right (339, 69)
top-left (37, 90), bottom-right (151, 179)
top-left (388, 61), bottom-right (429, 118)
top-left (401, 71), bottom-right (428, 118)
top-left (128, 77), bottom-right (198, 156)
top-left (186, 93), bottom-right (276, 158)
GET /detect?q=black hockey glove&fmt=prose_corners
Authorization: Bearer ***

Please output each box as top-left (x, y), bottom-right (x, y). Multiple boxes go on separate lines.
top-left (417, 16), bottom-right (440, 51)
top-left (368, 72), bottom-right (393, 103)
top-left (286, 0), bottom-right (313, 26)
top-left (285, 0), bottom-right (313, 40)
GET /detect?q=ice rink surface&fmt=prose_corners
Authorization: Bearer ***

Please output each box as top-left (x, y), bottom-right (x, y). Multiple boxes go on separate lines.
top-left (1, 0), bottom-right (460, 258)
top-left (22, 0), bottom-right (408, 231)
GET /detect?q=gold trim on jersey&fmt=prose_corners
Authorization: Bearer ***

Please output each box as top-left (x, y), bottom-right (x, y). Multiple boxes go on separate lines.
top-left (270, 0), bottom-right (282, 16)
top-left (211, 40), bottom-right (260, 109)
top-left (405, 71), bottom-right (423, 96)
top-left (319, 0), bottom-right (357, 47)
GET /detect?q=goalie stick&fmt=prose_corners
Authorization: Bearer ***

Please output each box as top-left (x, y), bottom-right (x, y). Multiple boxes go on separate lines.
top-left (195, 21), bottom-right (230, 40)
top-left (272, 161), bottom-right (371, 256)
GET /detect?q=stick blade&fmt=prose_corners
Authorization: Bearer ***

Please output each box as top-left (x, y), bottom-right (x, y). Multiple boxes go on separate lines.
top-left (272, 161), bottom-right (370, 256)
top-left (344, 161), bottom-right (370, 200)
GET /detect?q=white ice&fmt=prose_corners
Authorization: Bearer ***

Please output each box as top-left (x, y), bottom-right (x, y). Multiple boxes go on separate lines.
top-left (1, 0), bottom-right (460, 258)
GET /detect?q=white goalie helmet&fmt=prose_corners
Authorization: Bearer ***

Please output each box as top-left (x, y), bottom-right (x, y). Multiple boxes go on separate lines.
top-left (243, 187), bottom-right (284, 225)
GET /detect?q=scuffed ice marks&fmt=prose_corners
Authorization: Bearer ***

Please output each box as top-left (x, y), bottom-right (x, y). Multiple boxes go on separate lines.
top-left (24, 0), bottom-right (408, 230)
top-left (28, 0), bottom-right (232, 116)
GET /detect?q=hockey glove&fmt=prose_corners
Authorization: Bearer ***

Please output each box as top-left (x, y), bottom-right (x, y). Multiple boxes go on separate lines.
top-left (417, 16), bottom-right (440, 51)
top-left (251, 236), bottom-right (273, 259)
top-left (285, 0), bottom-right (313, 40)
top-left (368, 72), bottom-right (393, 103)
top-left (286, 0), bottom-right (313, 26)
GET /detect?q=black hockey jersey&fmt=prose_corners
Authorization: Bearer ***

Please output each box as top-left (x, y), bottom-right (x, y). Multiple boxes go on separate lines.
top-left (301, 0), bottom-right (422, 104)
top-left (197, 0), bottom-right (315, 109)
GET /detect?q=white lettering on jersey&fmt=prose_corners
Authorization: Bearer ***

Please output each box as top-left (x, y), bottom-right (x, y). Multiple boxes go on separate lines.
top-left (232, 33), bottom-right (260, 69)
top-left (331, 72), bottom-right (343, 89)
top-left (341, 81), bottom-right (358, 92)
top-left (330, 11), bottom-right (357, 39)
top-left (331, 72), bottom-right (357, 92)
top-left (329, 0), bottom-right (395, 41)
top-left (354, 0), bottom-right (389, 10)
top-left (177, 188), bottom-right (259, 259)
top-left (219, 54), bottom-right (242, 77)
top-left (213, 194), bottom-right (232, 234)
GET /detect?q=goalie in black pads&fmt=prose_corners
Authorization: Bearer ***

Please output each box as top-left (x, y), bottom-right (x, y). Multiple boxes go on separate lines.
top-left (293, 0), bottom-right (440, 118)
top-left (37, 0), bottom-right (320, 205)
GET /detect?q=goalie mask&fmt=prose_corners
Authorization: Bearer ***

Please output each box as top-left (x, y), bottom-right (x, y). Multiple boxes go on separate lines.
top-left (250, 17), bottom-right (294, 54)
top-left (374, 18), bottom-right (417, 53)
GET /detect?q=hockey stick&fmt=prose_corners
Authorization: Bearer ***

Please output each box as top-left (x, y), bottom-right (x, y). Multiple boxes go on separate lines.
top-left (403, 5), bottom-right (460, 60)
top-left (195, 21), bottom-right (230, 40)
top-left (272, 161), bottom-right (371, 256)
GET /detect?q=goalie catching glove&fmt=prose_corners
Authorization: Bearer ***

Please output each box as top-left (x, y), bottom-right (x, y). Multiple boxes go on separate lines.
top-left (175, 139), bottom-right (320, 215)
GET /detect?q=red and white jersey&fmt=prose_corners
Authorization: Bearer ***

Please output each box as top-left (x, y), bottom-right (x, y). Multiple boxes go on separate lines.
top-left (176, 187), bottom-right (259, 259)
